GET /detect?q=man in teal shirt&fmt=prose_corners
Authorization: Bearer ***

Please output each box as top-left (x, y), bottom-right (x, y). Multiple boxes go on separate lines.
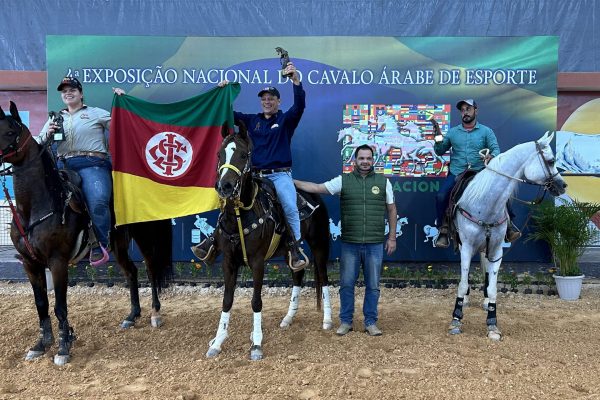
top-left (433, 99), bottom-right (520, 248)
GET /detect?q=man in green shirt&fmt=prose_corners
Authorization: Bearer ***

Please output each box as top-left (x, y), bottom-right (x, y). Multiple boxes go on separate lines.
top-left (433, 99), bottom-right (521, 248)
top-left (295, 145), bottom-right (397, 336)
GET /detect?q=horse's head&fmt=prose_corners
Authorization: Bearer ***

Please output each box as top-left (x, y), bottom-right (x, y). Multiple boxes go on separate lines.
top-left (216, 121), bottom-right (253, 200)
top-left (0, 102), bottom-right (31, 164)
top-left (524, 132), bottom-right (567, 196)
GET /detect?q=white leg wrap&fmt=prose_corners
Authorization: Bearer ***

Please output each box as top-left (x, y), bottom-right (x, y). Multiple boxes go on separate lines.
top-left (280, 286), bottom-right (301, 328)
top-left (208, 311), bottom-right (230, 350)
top-left (251, 312), bottom-right (263, 346)
top-left (322, 286), bottom-right (333, 330)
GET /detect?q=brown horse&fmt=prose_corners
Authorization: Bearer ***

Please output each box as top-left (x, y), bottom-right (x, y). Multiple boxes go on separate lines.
top-left (0, 102), bottom-right (172, 365)
top-left (206, 122), bottom-right (331, 360)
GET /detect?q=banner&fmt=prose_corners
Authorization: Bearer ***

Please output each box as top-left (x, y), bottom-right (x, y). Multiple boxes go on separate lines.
top-left (110, 84), bottom-right (239, 225)
top-left (47, 36), bottom-right (558, 261)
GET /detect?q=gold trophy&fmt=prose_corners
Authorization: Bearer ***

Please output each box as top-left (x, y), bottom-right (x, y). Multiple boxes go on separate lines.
top-left (275, 47), bottom-right (293, 78)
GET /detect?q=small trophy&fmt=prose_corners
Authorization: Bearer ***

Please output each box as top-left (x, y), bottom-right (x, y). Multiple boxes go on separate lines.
top-left (275, 47), bottom-right (293, 78)
top-left (49, 111), bottom-right (65, 141)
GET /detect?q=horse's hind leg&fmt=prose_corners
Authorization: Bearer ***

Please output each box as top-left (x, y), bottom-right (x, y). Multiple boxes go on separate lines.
top-left (112, 234), bottom-right (141, 329)
top-left (24, 263), bottom-right (54, 361)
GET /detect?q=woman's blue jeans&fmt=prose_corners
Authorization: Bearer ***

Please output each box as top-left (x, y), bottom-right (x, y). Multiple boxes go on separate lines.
top-left (339, 241), bottom-right (384, 328)
top-left (59, 156), bottom-right (112, 248)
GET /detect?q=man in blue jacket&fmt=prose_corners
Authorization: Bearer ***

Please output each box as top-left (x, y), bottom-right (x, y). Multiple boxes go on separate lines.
top-left (193, 62), bottom-right (308, 271)
top-left (434, 99), bottom-right (521, 248)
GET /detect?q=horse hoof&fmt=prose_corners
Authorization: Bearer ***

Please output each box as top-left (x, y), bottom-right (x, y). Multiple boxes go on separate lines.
top-left (482, 298), bottom-right (490, 311)
top-left (249, 345), bottom-right (263, 361)
top-left (448, 320), bottom-right (463, 335)
top-left (206, 347), bottom-right (221, 358)
top-left (150, 316), bottom-right (163, 328)
top-left (322, 320), bottom-right (333, 330)
top-left (280, 316), bottom-right (293, 328)
top-left (487, 325), bottom-right (502, 341)
top-left (120, 320), bottom-right (135, 329)
top-left (54, 354), bottom-right (70, 366)
top-left (25, 350), bottom-right (44, 361)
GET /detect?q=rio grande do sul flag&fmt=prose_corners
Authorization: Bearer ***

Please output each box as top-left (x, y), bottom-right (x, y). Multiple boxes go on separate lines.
top-left (110, 83), bottom-right (240, 225)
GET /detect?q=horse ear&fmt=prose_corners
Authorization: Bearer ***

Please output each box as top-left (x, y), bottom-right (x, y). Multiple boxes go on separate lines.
top-left (221, 124), bottom-right (230, 139)
top-left (546, 131), bottom-right (555, 143)
top-left (0, 105), bottom-right (5, 119)
top-left (236, 120), bottom-right (248, 140)
top-left (9, 101), bottom-right (21, 124)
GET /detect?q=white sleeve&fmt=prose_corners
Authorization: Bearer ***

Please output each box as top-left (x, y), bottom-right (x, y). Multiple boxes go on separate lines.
top-left (385, 179), bottom-right (395, 204)
top-left (323, 175), bottom-right (342, 195)
top-left (36, 117), bottom-right (52, 144)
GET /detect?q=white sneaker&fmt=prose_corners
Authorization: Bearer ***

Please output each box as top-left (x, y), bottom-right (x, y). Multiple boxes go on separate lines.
top-left (336, 323), bottom-right (353, 336)
top-left (365, 324), bottom-right (383, 336)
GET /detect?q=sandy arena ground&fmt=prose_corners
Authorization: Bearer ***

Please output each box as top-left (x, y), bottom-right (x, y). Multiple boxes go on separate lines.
top-left (0, 282), bottom-right (599, 400)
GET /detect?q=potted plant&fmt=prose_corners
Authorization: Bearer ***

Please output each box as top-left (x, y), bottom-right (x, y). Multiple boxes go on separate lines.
top-left (534, 271), bottom-right (545, 295)
top-left (68, 263), bottom-right (78, 287)
top-left (522, 272), bottom-right (533, 294)
top-left (106, 265), bottom-right (115, 287)
top-left (85, 264), bottom-right (97, 287)
top-left (529, 199), bottom-right (600, 300)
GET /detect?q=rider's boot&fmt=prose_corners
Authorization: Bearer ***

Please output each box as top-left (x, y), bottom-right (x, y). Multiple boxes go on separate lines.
top-left (288, 240), bottom-right (308, 272)
top-left (191, 235), bottom-right (218, 264)
top-left (505, 220), bottom-right (522, 243)
top-left (436, 224), bottom-right (450, 248)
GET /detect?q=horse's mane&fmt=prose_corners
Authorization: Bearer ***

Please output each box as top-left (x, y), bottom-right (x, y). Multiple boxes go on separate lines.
top-left (458, 141), bottom-right (532, 210)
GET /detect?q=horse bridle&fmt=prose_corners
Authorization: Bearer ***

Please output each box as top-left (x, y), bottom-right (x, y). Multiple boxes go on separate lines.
top-left (216, 137), bottom-right (255, 265)
top-left (0, 117), bottom-right (33, 161)
top-left (217, 138), bottom-right (252, 202)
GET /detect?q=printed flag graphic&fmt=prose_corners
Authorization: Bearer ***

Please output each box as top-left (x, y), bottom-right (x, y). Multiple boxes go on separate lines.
top-left (110, 84), bottom-right (240, 225)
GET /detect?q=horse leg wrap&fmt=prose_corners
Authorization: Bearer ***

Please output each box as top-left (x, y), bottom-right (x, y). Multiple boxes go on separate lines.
top-left (452, 297), bottom-right (464, 320)
top-left (322, 286), bottom-right (332, 323)
top-left (57, 325), bottom-right (76, 356)
top-left (209, 311), bottom-right (230, 350)
top-left (29, 317), bottom-right (54, 354)
top-left (281, 286), bottom-right (301, 327)
top-left (486, 302), bottom-right (497, 326)
top-left (251, 312), bottom-right (263, 346)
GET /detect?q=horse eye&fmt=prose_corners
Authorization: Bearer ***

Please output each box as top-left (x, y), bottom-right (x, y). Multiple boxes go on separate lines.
top-left (547, 159), bottom-right (555, 166)
top-left (216, 152), bottom-right (221, 159)
top-left (241, 153), bottom-right (247, 160)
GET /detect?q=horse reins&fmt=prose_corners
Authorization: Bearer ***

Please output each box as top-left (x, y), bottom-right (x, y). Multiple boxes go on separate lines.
top-left (218, 146), bottom-right (255, 265)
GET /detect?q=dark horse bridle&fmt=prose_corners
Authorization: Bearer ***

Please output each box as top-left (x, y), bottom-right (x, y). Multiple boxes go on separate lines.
top-left (0, 115), bottom-right (44, 261)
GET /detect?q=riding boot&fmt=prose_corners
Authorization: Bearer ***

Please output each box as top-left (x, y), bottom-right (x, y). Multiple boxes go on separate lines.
top-left (288, 240), bottom-right (308, 272)
top-left (436, 225), bottom-right (450, 248)
top-left (505, 221), bottom-right (522, 243)
top-left (191, 235), bottom-right (218, 264)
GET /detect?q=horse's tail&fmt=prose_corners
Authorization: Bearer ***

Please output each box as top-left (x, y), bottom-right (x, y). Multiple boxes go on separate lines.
top-left (299, 190), bottom-right (330, 311)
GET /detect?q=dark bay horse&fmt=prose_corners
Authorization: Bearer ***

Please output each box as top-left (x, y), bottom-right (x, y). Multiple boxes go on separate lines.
top-left (206, 123), bottom-right (331, 360)
top-left (0, 102), bottom-right (172, 365)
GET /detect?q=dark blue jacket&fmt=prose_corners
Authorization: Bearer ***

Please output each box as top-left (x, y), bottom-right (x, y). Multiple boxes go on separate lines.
top-left (234, 83), bottom-right (305, 170)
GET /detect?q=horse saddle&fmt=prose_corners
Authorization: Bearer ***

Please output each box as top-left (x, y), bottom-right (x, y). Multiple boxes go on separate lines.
top-left (254, 177), bottom-right (320, 222)
top-left (58, 169), bottom-right (86, 214)
top-left (445, 169), bottom-right (478, 251)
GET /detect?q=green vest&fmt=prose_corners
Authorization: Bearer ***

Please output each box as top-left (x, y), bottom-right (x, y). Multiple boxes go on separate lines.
top-left (340, 170), bottom-right (387, 243)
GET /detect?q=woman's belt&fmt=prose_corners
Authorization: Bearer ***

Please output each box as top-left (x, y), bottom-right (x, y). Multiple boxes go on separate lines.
top-left (62, 151), bottom-right (108, 159)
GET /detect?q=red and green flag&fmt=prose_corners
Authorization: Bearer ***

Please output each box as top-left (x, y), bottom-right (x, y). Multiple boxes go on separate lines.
top-left (110, 84), bottom-right (240, 225)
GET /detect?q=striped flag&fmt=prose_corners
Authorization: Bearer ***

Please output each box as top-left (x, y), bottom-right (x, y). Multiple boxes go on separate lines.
top-left (110, 84), bottom-right (240, 225)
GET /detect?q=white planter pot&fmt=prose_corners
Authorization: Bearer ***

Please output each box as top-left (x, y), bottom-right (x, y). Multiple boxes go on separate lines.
top-left (553, 274), bottom-right (584, 301)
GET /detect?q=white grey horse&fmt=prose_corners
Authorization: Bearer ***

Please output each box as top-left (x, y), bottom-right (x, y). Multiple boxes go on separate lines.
top-left (448, 132), bottom-right (566, 340)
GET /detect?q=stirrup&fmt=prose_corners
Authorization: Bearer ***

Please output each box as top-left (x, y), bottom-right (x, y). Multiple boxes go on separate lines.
top-left (505, 224), bottom-right (522, 243)
top-left (288, 246), bottom-right (309, 272)
top-left (89, 244), bottom-right (109, 267)
top-left (436, 232), bottom-right (450, 248)
top-left (191, 237), bottom-right (217, 263)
